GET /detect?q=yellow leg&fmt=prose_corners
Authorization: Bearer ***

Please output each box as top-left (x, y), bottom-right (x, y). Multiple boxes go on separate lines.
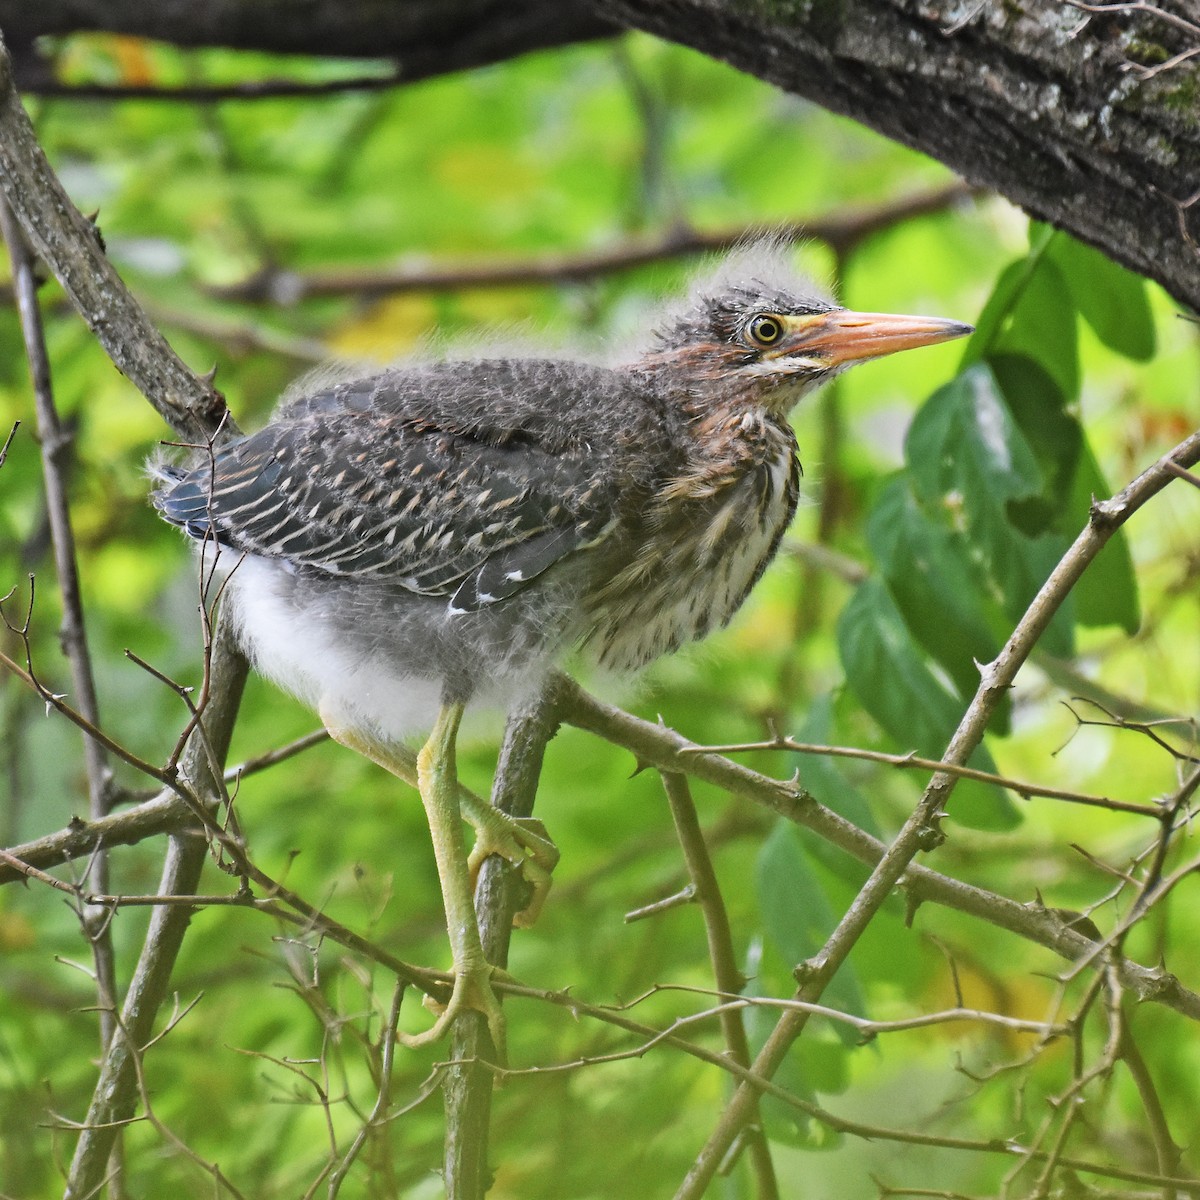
top-left (402, 699), bottom-right (506, 1052)
top-left (320, 706), bottom-right (558, 927)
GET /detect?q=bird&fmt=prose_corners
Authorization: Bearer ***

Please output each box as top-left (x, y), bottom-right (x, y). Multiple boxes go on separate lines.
top-left (153, 241), bottom-right (972, 1053)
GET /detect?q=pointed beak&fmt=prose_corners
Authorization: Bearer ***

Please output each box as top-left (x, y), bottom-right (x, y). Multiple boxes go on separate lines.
top-left (779, 309), bottom-right (973, 367)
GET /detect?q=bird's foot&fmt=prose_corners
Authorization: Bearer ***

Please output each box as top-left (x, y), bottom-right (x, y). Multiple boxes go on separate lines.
top-left (401, 958), bottom-right (508, 1060)
top-left (466, 810), bottom-right (560, 928)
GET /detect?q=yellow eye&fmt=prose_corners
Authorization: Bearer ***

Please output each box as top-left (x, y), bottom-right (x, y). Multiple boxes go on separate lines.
top-left (746, 315), bottom-right (783, 347)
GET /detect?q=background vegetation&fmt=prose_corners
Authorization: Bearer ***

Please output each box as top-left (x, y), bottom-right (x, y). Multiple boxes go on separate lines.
top-left (0, 28), bottom-right (1198, 1200)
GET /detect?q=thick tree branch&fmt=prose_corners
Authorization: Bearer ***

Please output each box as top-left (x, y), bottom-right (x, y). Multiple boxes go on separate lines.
top-left (601, 0), bottom-right (1200, 312)
top-left (0, 1), bottom-right (614, 82)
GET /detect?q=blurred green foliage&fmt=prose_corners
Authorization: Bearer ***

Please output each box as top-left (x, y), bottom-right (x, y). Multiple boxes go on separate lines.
top-left (1, 30), bottom-right (1198, 1200)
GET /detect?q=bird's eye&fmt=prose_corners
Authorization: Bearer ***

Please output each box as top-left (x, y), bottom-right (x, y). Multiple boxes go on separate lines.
top-left (745, 315), bottom-right (784, 347)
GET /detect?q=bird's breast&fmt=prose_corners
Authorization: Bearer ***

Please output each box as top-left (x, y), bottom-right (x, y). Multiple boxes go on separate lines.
top-left (581, 420), bottom-right (799, 671)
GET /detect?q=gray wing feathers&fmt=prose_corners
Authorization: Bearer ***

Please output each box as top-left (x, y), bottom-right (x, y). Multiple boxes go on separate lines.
top-left (154, 364), bottom-right (646, 609)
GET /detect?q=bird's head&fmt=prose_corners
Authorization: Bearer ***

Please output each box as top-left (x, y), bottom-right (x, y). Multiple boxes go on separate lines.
top-left (632, 240), bottom-right (973, 415)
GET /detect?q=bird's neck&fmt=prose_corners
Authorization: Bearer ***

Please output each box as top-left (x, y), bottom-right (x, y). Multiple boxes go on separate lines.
top-left (627, 364), bottom-right (796, 472)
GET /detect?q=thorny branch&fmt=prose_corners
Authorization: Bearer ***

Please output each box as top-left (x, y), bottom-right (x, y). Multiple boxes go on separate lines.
top-left (670, 426), bottom-right (1200, 1200)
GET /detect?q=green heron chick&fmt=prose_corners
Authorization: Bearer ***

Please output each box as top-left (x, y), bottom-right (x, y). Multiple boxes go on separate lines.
top-left (153, 242), bottom-right (972, 1050)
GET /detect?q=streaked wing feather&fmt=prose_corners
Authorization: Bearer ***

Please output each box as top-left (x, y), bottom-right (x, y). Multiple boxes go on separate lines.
top-left (156, 395), bottom-right (619, 605)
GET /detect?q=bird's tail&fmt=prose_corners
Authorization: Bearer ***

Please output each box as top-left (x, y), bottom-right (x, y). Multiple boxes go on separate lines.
top-left (146, 454), bottom-right (216, 541)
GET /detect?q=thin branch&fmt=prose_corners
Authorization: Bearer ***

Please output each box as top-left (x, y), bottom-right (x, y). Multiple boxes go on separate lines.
top-left (210, 182), bottom-right (980, 305)
top-left (224, 729), bottom-right (331, 782)
top-left (550, 673), bottom-right (1200, 1021)
top-left (1119, 1011), bottom-right (1182, 1197)
top-left (325, 981), bottom-right (407, 1199)
top-left (475, 982), bottom-right (1200, 1194)
top-left (1063, 0), bottom-right (1200, 38)
top-left (0, 640), bottom-right (169, 785)
top-left (678, 735), bottom-right (1162, 817)
top-left (659, 771), bottom-right (778, 1199)
top-left (442, 683), bottom-right (561, 1200)
top-left (63, 621), bottom-right (247, 1199)
top-left (27, 67), bottom-right (406, 104)
top-left (0, 419), bottom-right (18, 466)
top-left (0, 792), bottom-right (192, 885)
top-left (1162, 459), bottom-right (1200, 489)
top-left (610, 983), bottom-right (1067, 1041)
top-left (0, 197), bottom-right (122, 1110)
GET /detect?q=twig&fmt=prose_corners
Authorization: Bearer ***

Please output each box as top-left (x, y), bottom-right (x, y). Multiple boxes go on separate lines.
top-left (1063, 0), bottom-right (1200, 38)
top-left (1162, 458), bottom-right (1200, 489)
top-left (0, 419), bottom-right (18, 467)
top-left (224, 729), bottom-right (331, 781)
top-left (678, 735), bottom-right (1162, 817)
top-left (0, 641), bottom-right (170, 784)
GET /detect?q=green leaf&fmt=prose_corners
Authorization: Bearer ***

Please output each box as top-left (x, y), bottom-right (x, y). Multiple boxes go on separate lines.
top-left (905, 366), bottom-right (1075, 656)
top-left (1048, 235), bottom-right (1157, 361)
top-left (988, 353), bottom-right (1081, 535)
top-left (867, 475), bottom-right (1003, 706)
top-left (961, 227), bottom-right (1081, 404)
top-left (991, 253), bottom-right (1079, 404)
top-left (1064, 440), bottom-right (1141, 632)
top-left (959, 225), bottom-right (1057, 369)
top-left (836, 579), bottom-right (1020, 830)
top-left (836, 578), bottom-right (965, 753)
top-left (755, 823), bottom-right (865, 1033)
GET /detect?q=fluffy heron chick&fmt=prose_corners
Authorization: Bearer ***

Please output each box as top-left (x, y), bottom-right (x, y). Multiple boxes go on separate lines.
top-left (153, 242), bottom-right (972, 1051)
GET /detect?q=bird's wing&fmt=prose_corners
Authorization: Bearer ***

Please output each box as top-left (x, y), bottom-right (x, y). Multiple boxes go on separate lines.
top-left (154, 381), bottom-right (634, 611)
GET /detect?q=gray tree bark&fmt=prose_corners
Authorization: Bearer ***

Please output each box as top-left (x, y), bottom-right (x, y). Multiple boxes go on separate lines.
top-left (3, 0), bottom-right (1198, 305)
top-left (601, 0), bottom-right (1200, 310)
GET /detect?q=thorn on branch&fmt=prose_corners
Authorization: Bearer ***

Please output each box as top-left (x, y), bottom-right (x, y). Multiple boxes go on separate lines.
top-left (625, 885), bottom-right (697, 923)
top-left (0, 420), bottom-right (19, 467)
top-left (83, 209), bottom-right (106, 252)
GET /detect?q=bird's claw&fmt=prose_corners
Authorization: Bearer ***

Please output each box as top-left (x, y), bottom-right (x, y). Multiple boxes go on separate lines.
top-left (466, 812), bottom-right (560, 929)
top-left (401, 959), bottom-right (508, 1061)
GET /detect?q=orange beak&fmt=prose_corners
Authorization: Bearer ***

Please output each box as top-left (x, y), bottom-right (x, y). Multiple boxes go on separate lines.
top-left (777, 309), bottom-right (973, 367)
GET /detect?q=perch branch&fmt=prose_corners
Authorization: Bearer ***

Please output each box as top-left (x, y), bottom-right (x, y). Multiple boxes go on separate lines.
top-left (442, 685), bottom-right (561, 1200)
